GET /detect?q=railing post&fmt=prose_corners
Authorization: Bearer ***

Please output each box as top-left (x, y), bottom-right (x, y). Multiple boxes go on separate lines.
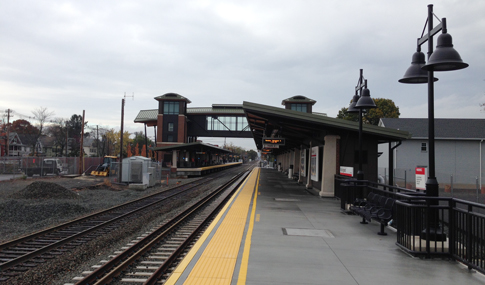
top-left (451, 175), bottom-right (454, 197)
top-left (425, 199), bottom-right (431, 256)
top-left (477, 176), bottom-right (480, 203)
top-left (467, 204), bottom-right (472, 270)
top-left (449, 199), bottom-right (455, 260)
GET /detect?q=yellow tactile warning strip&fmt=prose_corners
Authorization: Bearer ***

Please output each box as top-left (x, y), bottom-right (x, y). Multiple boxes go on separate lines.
top-left (164, 167), bottom-right (260, 285)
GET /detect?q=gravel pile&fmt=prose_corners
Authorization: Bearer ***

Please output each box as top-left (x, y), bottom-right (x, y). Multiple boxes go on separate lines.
top-left (0, 176), bottom-right (200, 243)
top-left (10, 181), bottom-right (80, 199)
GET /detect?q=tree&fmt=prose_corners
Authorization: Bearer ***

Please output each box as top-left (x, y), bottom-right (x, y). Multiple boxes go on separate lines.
top-left (10, 119), bottom-right (39, 135)
top-left (102, 129), bottom-right (132, 157)
top-left (46, 118), bottom-right (68, 156)
top-left (336, 98), bottom-right (400, 125)
top-left (132, 131), bottom-right (154, 155)
top-left (31, 107), bottom-right (55, 155)
top-left (65, 114), bottom-right (89, 156)
top-left (127, 144), bottom-right (133, 157)
top-left (247, 149), bottom-right (258, 160)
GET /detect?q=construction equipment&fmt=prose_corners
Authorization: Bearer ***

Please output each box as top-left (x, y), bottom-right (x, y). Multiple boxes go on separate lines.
top-left (91, 156), bottom-right (118, 177)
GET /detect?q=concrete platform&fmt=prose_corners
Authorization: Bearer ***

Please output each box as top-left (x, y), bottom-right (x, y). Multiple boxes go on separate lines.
top-left (176, 162), bottom-right (243, 176)
top-left (165, 167), bottom-right (485, 285)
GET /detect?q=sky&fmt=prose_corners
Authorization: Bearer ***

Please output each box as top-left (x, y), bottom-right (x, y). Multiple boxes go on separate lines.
top-left (1, 0), bottom-right (484, 150)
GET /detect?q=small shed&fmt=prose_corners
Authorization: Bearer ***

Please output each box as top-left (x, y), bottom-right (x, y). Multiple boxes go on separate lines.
top-left (121, 156), bottom-right (152, 184)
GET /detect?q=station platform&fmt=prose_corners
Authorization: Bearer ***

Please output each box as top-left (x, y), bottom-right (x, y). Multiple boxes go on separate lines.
top-left (165, 167), bottom-right (485, 285)
top-left (175, 162), bottom-right (242, 177)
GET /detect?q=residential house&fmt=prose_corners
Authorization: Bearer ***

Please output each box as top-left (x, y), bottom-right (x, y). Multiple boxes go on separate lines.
top-left (378, 118), bottom-right (485, 189)
top-left (83, 138), bottom-right (98, 157)
top-left (6, 132), bottom-right (33, 156)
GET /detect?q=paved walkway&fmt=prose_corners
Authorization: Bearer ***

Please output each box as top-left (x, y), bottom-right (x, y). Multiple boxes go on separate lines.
top-left (167, 167), bottom-right (485, 285)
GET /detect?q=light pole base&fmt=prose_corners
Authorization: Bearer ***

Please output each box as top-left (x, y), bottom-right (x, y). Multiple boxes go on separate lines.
top-left (420, 227), bottom-right (447, 242)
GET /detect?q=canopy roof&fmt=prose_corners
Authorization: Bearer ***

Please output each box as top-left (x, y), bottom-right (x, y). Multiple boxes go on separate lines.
top-left (242, 101), bottom-right (410, 153)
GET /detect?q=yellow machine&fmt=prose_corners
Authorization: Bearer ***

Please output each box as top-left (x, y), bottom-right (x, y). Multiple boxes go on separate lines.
top-left (91, 156), bottom-right (119, 177)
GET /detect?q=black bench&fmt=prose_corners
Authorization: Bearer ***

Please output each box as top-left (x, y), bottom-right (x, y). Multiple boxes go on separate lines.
top-left (350, 193), bottom-right (395, 236)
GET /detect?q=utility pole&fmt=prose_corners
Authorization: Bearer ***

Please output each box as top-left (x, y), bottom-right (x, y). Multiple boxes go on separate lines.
top-left (96, 125), bottom-right (99, 157)
top-left (119, 98), bottom-right (125, 183)
top-left (119, 93), bottom-right (134, 182)
top-left (79, 110), bottom-right (85, 174)
top-left (6, 109), bottom-right (12, 156)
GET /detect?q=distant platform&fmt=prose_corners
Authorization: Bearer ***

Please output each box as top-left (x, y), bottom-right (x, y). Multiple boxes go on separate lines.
top-left (176, 162), bottom-right (242, 176)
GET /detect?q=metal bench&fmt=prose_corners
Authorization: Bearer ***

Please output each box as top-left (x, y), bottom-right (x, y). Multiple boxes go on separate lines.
top-left (350, 192), bottom-right (395, 235)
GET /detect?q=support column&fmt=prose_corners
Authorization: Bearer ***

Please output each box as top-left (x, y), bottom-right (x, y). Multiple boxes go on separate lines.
top-left (171, 150), bottom-right (178, 177)
top-left (298, 146), bottom-right (304, 184)
top-left (320, 135), bottom-right (340, 197)
top-left (288, 150), bottom-right (294, 179)
top-left (306, 141), bottom-right (312, 189)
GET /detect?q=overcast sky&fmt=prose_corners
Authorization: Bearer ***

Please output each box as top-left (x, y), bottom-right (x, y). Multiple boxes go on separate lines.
top-left (1, 0), bottom-right (484, 150)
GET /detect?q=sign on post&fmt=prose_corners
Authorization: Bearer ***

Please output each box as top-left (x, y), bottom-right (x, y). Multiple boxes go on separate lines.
top-left (415, 166), bottom-right (427, 190)
top-left (340, 166), bottom-right (354, 177)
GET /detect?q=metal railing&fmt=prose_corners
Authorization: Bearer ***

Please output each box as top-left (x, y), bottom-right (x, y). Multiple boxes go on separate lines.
top-left (335, 175), bottom-right (485, 274)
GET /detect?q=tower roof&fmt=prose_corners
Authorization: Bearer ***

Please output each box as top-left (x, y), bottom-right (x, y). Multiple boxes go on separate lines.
top-left (281, 95), bottom-right (316, 106)
top-left (154, 93), bottom-right (192, 103)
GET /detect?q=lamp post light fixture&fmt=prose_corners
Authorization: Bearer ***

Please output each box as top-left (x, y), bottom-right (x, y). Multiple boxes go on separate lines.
top-left (347, 69), bottom-right (377, 183)
top-left (399, 4), bottom-right (468, 241)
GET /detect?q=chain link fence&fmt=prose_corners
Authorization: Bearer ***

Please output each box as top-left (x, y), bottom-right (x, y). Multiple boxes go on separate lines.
top-left (379, 167), bottom-right (485, 204)
top-left (0, 156), bottom-right (103, 176)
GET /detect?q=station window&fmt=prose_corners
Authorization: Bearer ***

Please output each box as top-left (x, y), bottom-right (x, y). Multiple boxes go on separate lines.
top-left (163, 102), bottom-right (179, 115)
top-left (290, 103), bottom-right (307, 112)
top-left (168, 122), bottom-right (174, 132)
top-left (421, 143), bottom-right (427, 152)
top-left (207, 116), bottom-right (248, 131)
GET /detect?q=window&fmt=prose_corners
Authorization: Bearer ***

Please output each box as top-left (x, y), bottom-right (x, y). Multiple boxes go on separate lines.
top-left (167, 135), bottom-right (174, 142)
top-left (421, 143), bottom-right (427, 152)
top-left (168, 122), bottom-right (174, 132)
top-left (206, 116), bottom-right (249, 131)
top-left (290, 103), bottom-right (307, 112)
top-left (163, 102), bottom-right (179, 114)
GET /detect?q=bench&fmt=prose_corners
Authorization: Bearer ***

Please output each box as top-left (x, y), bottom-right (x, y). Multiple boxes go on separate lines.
top-left (350, 193), bottom-right (395, 236)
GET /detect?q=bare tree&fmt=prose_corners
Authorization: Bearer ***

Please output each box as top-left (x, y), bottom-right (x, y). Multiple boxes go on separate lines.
top-left (31, 107), bottom-right (55, 156)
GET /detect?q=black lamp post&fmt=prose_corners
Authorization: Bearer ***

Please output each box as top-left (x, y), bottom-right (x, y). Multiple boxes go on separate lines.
top-left (399, 4), bottom-right (468, 240)
top-left (347, 69), bottom-right (377, 182)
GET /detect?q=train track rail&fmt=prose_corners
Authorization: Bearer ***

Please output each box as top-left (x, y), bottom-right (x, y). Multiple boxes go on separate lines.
top-left (71, 169), bottom-right (251, 284)
top-left (0, 165), bottom-right (251, 282)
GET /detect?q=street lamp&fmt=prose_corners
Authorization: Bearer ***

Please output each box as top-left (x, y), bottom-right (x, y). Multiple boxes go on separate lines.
top-left (399, 4), bottom-right (468, 240)
top-left (347, 69), bottom-right (377, 182)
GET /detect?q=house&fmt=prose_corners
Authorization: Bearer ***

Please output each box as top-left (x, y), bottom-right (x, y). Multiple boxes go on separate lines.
top-left (83, 138), bottom-right (98, 157)
top-left (378, 118), bottom-right (485, 189)
top-left (6, 132), bottom-right (33, 156)
top-left (37, 135), bottom-right (63, 157)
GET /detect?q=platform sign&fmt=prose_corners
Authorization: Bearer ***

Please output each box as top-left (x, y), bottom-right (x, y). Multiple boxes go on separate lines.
top-left (340, 166), bottom-right (354, 177)
top-left (415, 167), bottom-right (427, 190)
top-left (300, 149), bottom-right (306, 177)
top-left (262, 137), bottom-right (285, 146)
top-left (310, 146), bottom-right (319, 181)
top-left (262, 144), bottom-right (279, 149)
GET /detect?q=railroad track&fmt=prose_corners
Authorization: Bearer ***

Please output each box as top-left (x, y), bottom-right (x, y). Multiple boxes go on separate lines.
top-left (0, 165), bottom-right (251, 283)
top-left (69, 169), bottom-right (251, 284)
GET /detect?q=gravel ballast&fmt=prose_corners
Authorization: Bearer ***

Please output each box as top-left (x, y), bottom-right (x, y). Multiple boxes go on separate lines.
top-left (0, 169), bottom-right (242, 284)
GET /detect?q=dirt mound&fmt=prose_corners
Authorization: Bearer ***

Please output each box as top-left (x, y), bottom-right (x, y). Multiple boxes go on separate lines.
top-left (11, 181), bottom-right (79, 200)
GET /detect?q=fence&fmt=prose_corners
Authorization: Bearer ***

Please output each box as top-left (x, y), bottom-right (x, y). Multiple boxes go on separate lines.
top-left (335, 175), bottom-right (485, 274)
top-left (0, 156), bottom-right (103, 176)
top-left (378, 167), bottom-right (485, 204)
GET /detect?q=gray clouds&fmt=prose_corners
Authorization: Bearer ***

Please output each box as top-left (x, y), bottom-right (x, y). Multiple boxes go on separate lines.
top-left (1, 1), bottom-right (484, 149)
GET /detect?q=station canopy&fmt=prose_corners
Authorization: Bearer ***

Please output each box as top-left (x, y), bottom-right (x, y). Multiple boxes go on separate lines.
top-left (150, 142), bottom-right (233, 154)
top-left (242, 101), bottom-right (410, 155)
